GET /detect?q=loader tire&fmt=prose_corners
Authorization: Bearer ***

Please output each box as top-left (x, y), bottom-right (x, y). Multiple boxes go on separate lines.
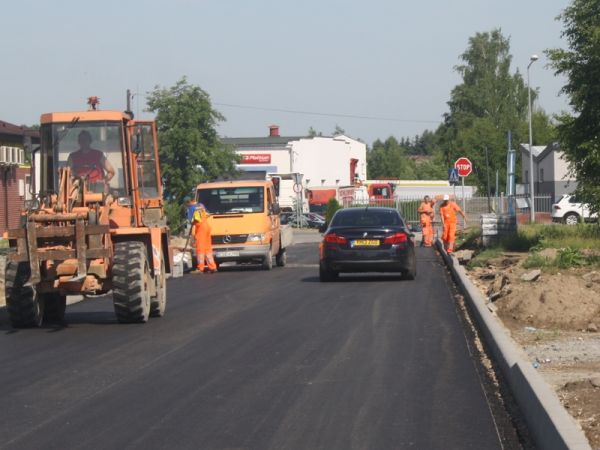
top-left (112, 242), bottom-right (151, 323)
top-left (5, 261), bottom-right (44, 328)
top-left (43, 293), bottom-right (67, 324)
top-left (150, 255), bottom-right (166, 317)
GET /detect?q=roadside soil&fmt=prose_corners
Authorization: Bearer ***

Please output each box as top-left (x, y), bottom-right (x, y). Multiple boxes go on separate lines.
top-left (461, 249), bottom-right (600, 448)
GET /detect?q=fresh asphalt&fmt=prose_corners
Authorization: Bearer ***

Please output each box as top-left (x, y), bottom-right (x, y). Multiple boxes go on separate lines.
top-left (0, 237), bottom-right (526, 449)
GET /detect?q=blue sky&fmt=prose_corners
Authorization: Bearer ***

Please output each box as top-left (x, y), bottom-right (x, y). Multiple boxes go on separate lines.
top-left (1, 0), bottom-right (569, 146)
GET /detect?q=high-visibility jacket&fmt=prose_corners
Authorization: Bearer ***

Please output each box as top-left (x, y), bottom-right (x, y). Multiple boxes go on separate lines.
top-left (440, 201), bottom-right (462, 225)
top-left (418, 201), bottom-right (434, 224)
top-left (192, 210), bottom-right (212, 252)
top-left (192, 209), bottom-right (216, 271)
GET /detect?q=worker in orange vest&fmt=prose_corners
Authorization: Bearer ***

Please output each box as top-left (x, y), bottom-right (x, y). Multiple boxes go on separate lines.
top-left (439, 194), bottom-right (466, 253)
top-left (192, 204), bottom-right (217, 273)
top-left (417, 195), bottom-right (435, 247)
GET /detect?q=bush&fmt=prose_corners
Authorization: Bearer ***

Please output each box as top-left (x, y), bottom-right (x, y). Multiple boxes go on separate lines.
top-left (325, 198), bottom-right (342, 225)
top-left (555, 246), bottom-right (586, 269)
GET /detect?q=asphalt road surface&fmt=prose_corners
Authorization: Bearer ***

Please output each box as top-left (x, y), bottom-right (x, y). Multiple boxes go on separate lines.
top-left (0, 242), bottom-right (525, 450)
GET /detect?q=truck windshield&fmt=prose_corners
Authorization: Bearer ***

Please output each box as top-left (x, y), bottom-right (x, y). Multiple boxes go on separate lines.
top-left (40, 121), bottom-right (126, 196)
top-left (197, 186), bottom-right (264, 214)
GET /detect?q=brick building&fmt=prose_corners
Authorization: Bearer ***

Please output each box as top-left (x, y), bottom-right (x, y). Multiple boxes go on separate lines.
top-left (0, 120), bottom-right (39, 234)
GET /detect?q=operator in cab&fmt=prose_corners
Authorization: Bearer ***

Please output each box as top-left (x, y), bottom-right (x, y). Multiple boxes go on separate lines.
top-left (67, 130), bottom-right (115, 192)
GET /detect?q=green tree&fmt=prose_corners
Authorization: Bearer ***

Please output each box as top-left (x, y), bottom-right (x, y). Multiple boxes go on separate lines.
top-left (325, 197), bottom-right (341, 225)
top-left (546, 0), bottom-right (600, 214)
top-left (146, 77), bottom-right (239, 232)
top-left (436, 29), bottom-right (548, 192)
top-left (367, 137), bottom-right (416, 179)
top-left (308, 126), bottom-right (323, 137)
top-left (332, 124), bottom-right (345, 136)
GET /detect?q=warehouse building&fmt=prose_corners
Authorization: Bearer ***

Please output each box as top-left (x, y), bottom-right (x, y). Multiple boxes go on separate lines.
top-left (222, 125), bottom-right (367, 207)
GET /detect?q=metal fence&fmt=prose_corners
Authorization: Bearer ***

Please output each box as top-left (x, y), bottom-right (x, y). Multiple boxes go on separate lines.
top-left (348, 195), bottom-right (554, 229)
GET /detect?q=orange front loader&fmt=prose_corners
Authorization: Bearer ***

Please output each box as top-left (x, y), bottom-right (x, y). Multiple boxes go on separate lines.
top-left (5, 96), bottom-right (171, 327)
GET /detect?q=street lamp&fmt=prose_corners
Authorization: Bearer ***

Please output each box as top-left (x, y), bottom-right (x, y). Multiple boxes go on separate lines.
top-left (527, 54), bottom-right (539, 222)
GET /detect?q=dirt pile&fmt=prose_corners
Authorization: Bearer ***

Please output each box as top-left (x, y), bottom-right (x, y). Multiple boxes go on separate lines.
top-left (464, 252), bottom-right (600, 448)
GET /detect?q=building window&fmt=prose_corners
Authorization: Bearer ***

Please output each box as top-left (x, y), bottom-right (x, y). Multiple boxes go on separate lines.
top-left (540, 168), bottom-right (544, 183)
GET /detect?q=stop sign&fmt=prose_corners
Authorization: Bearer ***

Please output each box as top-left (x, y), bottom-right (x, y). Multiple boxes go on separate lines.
top-left (454, 157), bottom-right (472, 177)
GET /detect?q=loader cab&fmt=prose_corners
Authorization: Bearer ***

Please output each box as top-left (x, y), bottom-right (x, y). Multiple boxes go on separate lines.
top-left (39, 117), bottom-right (127, 198)
top-left (38, 110), bottom-right (163, 226)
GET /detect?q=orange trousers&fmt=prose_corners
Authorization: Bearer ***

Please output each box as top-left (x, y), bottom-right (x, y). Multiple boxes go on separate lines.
top-left (421, 217), bottom-right (433, 246)
top-left (442, 221), bottom-right (457, 253)
top-left (194, 224), bottom-right (217, 272)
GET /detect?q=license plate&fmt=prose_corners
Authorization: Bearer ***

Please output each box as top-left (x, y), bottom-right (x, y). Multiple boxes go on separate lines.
top-left (351, 239), bottom-right (380, 247)
top-left (216, 251), bottom-right (239, 257)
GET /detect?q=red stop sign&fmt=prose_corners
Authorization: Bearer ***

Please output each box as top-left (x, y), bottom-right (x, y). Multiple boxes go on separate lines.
top-left (454, 157), bottom-right (472, 177)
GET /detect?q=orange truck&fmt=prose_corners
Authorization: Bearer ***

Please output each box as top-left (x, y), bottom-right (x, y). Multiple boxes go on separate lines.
top-left (194, 179), bottom-right (293, 269)
top-left (306, 185), bottom-right (356, 213)
top-left (5, 96), bottom-right (170, 327)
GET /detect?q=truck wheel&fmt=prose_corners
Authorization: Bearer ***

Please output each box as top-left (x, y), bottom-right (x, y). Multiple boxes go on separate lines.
top-left (43, 293), bottom-right (66, 324)
top-left (112, 242), bottom-right (151, 323)
top-left (262, 247), bottom-right (273, 270)
top-left (150, 256), bottom-right (166, 317)
top-left (5, 261), bottom-right (44, 327)
top-left (275, 247), bottom-right (287, 267)
top-left (564, 212), bottom-right (579, 225)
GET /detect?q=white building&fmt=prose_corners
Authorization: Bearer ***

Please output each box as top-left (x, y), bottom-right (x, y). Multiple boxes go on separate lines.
top-left (519, 142), bottom-right (576, 202)
top-left (222, 125), bottom-right (367, 208)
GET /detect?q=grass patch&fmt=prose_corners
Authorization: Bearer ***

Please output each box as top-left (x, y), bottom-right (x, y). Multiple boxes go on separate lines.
top-left (522, 253), bottom-right (551, 269)
top-left (456, 227), bottom-right (481, 249)
top-left (462, 222), bottom-right (600, 270)
top-left (520, 223), bottom-right (600, 251)
top-left (499, 231), bottom-right (540, 252)
top-left (466, 247), bottom-right (504, 269)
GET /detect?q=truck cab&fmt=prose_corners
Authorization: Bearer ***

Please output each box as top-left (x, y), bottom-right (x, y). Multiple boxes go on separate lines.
top-left (195, 180), bottom-right (292, 269)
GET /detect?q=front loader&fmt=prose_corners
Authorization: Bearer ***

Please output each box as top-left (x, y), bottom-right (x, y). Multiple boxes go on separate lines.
top-left (5, 96), bottom-right (170, 327)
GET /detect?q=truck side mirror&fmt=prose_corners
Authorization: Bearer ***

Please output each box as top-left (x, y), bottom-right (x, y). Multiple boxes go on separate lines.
top-left (271, 177), bottom-right (280, 197)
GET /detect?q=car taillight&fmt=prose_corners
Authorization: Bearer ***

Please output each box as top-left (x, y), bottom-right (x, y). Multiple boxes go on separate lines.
top-left (553, 204), bottom-right (561, 210)
top-left (324, 233), bottom-right (348, 244)
top-left (384, 232), bottom-right (408, 244)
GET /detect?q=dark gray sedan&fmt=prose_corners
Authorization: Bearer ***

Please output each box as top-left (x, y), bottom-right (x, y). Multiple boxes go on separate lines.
top-left (319, 207), bottom-right (416, 281)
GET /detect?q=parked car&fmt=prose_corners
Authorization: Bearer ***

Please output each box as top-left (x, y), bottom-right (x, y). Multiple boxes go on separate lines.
top-left (552, 194), bottom-right (598, 225)
top-left (282, 212), bottom-right (325, 228)
top-left (318, 207), bottom-right (416, 281)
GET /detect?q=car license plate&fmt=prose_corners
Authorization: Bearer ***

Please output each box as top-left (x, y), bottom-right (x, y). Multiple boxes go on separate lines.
top-left (216, 251), bottom-right (239, 257)
top-left (352, 239), bottom-right (380, 247)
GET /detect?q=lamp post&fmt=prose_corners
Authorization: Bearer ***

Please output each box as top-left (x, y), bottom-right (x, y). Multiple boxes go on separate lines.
top-left (527, 54), bottom-right (539, 222)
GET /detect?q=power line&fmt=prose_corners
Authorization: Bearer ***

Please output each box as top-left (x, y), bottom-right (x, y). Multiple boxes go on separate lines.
top-left (213, 102), bottom-right (442, 125)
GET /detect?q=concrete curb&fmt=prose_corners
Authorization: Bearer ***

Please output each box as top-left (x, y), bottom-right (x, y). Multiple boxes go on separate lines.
top-left (436, 238), bottom-right (591, 450)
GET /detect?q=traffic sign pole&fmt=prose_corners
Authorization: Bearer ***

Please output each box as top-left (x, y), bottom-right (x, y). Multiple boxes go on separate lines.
top-left (461, 176), bottom-right (465, 213)
top-left (454, 157), bottom-right (472, 223)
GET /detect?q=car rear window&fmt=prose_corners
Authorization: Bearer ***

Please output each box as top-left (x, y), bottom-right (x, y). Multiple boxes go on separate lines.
top-left (331, 209), bottom-right (403, 227)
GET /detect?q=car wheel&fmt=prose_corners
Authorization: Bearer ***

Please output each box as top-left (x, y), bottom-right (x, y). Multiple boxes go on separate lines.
top-left (401, 254), bottom-right (417, 280)
top-left (564, 212), bottom-right (579, 225)
top-left (262, 247), bottom-right (273, 270)
top-left (319, 264), bottom-right (338, 282)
